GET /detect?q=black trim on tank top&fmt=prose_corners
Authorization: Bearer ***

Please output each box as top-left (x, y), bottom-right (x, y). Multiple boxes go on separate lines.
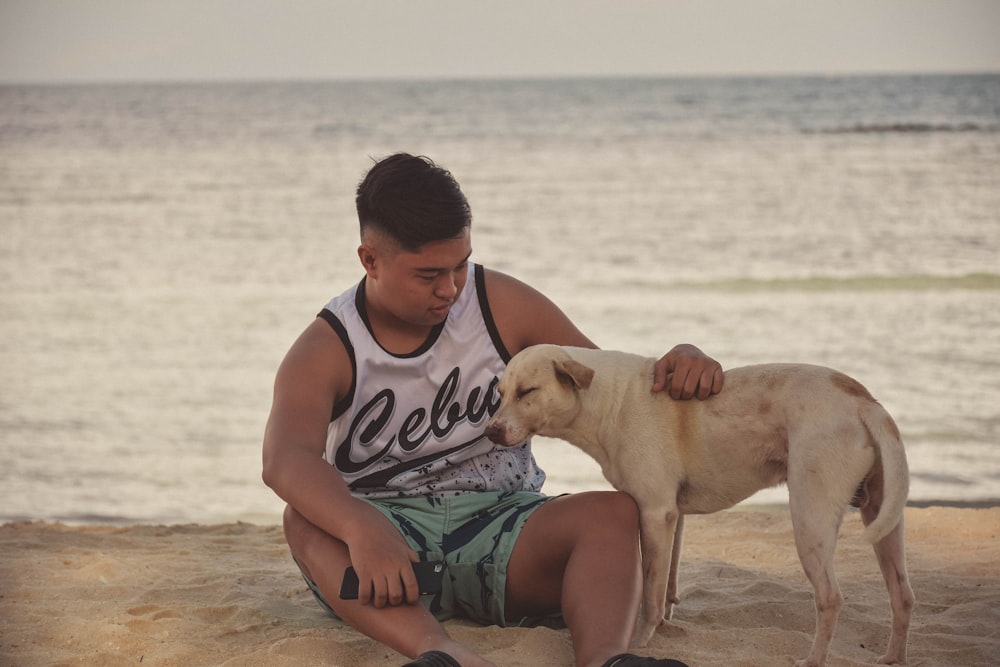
top-left (316, 308), bottom-right (357, 421)
top-left (476, 264), bottom-right (512, 363)
top-left (354, 277), bottom-right (445, 358)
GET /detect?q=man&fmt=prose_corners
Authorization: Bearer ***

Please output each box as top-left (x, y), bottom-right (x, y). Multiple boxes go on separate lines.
top-left (262, 153), bottom-right (724, 667)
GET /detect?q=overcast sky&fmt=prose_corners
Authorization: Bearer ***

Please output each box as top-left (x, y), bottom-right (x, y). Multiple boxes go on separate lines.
top-left (2, 0), bottom-right (998, 84)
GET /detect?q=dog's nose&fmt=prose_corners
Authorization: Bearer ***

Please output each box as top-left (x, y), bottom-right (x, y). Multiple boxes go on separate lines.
top-left (484, 421), bottom-right (504, 444)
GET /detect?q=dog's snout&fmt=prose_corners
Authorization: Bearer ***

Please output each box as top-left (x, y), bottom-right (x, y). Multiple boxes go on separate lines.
top-left (484, 420), bottom-right (505, 445)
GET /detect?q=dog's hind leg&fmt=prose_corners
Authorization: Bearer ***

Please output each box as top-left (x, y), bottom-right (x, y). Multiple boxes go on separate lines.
top-left (860, 504), bottom-right (913, 665)
top-left (788, 490), bottom-right (845, 667)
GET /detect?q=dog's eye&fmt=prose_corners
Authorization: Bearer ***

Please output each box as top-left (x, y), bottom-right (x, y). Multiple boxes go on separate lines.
top-left (516, 387), bottom-right (535, 400)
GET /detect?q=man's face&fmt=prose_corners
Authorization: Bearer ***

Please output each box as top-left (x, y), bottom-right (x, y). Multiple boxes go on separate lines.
top-left (361, 228), bottom-right (472, 330)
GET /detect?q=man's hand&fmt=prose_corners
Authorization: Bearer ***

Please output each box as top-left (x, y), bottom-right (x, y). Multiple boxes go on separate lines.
top-left (343, 499), bottom-right (421, 608)
top-left (651, 343), bottom-right (724, 400)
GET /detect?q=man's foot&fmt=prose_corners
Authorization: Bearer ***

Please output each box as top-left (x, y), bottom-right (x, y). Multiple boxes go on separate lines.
top-left (401, 650), bottom-right (461, 667)
top-left (601, 653), bottom-right (689, 667)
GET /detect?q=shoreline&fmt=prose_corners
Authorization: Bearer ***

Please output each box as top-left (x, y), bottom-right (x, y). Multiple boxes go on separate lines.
top-left (5, 497), bottom-right (999, 528)
top-left (2, 507), bottom-right (997, 666)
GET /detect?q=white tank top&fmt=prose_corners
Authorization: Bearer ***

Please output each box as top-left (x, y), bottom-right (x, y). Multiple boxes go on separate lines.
top-left (320, 262), bottom-right (546, 499)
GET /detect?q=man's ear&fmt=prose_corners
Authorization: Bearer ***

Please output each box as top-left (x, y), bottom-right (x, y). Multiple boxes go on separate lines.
top-left (553, 358), bottom-right (595, 390)
top-left (357, 244), bottom-right (378, 276)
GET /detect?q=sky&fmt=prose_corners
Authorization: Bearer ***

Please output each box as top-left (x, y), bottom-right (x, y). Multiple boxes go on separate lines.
top-left (1, 0), bottom-right (999, 84)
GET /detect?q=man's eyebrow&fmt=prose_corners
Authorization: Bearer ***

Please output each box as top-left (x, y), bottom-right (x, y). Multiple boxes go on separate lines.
top-left (414, 251), bottom-right (472, 273)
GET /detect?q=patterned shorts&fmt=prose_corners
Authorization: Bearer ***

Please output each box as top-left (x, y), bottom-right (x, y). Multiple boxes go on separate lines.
top-left (299, 490), bottom-right (561, 626)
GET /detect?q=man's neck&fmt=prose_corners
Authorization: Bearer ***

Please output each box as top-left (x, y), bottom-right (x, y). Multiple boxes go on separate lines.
top-left (360, 280), bottom-right (437, 355)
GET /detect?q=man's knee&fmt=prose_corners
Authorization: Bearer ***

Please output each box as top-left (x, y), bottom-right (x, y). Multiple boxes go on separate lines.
top-left (607, 490), bottom-right (640, 523)
top-left (282, 504), bottom-right (302, 539)
top-left (544, 491), bottom-right (641, 555)
top-left (282, 505), bottom-right (352, 578)
top-left (281, 505), bottom-right (304, 556)
top-left (581, 490), bottom-right (640, 534)
top-left (282, 504), bottom-right (322, 561)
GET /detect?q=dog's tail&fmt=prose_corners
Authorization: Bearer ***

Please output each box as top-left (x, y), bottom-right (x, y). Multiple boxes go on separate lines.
top-left (860, 402), bottom-right (909, 544)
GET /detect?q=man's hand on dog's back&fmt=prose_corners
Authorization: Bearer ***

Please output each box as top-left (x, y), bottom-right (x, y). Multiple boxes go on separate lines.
top-left (652, 343), bottom-right (725, 400)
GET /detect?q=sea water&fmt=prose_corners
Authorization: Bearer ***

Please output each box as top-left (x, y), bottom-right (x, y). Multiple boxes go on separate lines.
top-left (1, 75), bottom-right (998, 524)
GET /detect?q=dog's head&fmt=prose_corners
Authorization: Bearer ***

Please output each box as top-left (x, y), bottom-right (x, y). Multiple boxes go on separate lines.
top-left (485, 344), bottom-right (595, 446)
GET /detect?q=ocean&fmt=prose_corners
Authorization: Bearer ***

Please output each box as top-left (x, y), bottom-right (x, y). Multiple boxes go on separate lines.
top-left (1, 74), bottom-right (998, 525)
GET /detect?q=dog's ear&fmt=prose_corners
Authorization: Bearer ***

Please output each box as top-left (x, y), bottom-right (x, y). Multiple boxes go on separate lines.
top-left (553, 358), bottom-right (595, 390)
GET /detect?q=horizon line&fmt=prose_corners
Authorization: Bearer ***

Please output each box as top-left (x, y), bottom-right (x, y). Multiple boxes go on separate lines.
top-left (3, 68), bottom-right (999, 87)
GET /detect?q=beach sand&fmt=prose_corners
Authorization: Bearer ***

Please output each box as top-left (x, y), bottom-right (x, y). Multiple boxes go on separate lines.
top-left (1, 507), bottom-right (997, 666)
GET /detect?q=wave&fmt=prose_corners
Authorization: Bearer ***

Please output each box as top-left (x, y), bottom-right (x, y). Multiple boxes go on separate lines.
top-left (808, 122), bottom-right (992, 135)
top-left (668, 273), bottom-right (1000, 292)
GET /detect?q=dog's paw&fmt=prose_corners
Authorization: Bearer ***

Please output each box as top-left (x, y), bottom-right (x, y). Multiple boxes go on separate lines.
top-left (629, 621), bottom-right (658, 649)
top-left (656, 621), bottom-right (687, 638)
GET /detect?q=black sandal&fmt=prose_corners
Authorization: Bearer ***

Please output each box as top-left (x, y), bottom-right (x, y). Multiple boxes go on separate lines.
top-left (601, 653), bottom-right (689, 667)
top-left (401, 650), bottom-right (462, 667)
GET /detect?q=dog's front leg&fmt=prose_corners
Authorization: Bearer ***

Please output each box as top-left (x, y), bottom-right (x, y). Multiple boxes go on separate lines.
top-left (631, 506), bottom-right (679, 648)
top-left (665, 513), bottom-right (684, 619)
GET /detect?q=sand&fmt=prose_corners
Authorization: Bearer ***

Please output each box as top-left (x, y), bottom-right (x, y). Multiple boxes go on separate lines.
top-left (1, 507), bottom-right (997, 666)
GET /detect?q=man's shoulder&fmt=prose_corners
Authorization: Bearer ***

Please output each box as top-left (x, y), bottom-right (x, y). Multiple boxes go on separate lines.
top-left (295, 316), bottom-right (352, 360)
top-left (480, 266), bottom-right (538, 298)
top-left (274, 316), bottom-right (353, 406)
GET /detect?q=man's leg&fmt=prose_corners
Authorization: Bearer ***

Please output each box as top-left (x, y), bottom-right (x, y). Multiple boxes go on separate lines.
top-left (283, 506), bottom-right (495, 667)
top-left (504, 491), bottom-right (646, 667)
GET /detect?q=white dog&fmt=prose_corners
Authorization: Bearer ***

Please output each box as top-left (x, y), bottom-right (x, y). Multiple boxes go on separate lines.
top-left (485, 345), bottom-right (913, 667)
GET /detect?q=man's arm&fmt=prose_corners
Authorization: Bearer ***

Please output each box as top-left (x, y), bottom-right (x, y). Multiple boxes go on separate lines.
top-left (261, 318), bottom-right (422, 607)
top-left (484, 268), bottom-right (724, 399)
top-left (483, 269), bottom-right (597, 353)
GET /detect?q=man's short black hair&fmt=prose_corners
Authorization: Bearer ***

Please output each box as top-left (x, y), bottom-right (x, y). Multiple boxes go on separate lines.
top-left (356, 153), bottom-right (472, 252)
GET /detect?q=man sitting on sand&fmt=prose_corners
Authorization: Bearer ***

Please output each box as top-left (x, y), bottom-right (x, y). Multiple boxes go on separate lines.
top-left (262, 153), bottom-right (724, 667)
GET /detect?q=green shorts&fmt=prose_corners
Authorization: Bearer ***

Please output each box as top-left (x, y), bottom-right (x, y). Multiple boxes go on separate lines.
top-left (299, 490), bottom-right (561, 627)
